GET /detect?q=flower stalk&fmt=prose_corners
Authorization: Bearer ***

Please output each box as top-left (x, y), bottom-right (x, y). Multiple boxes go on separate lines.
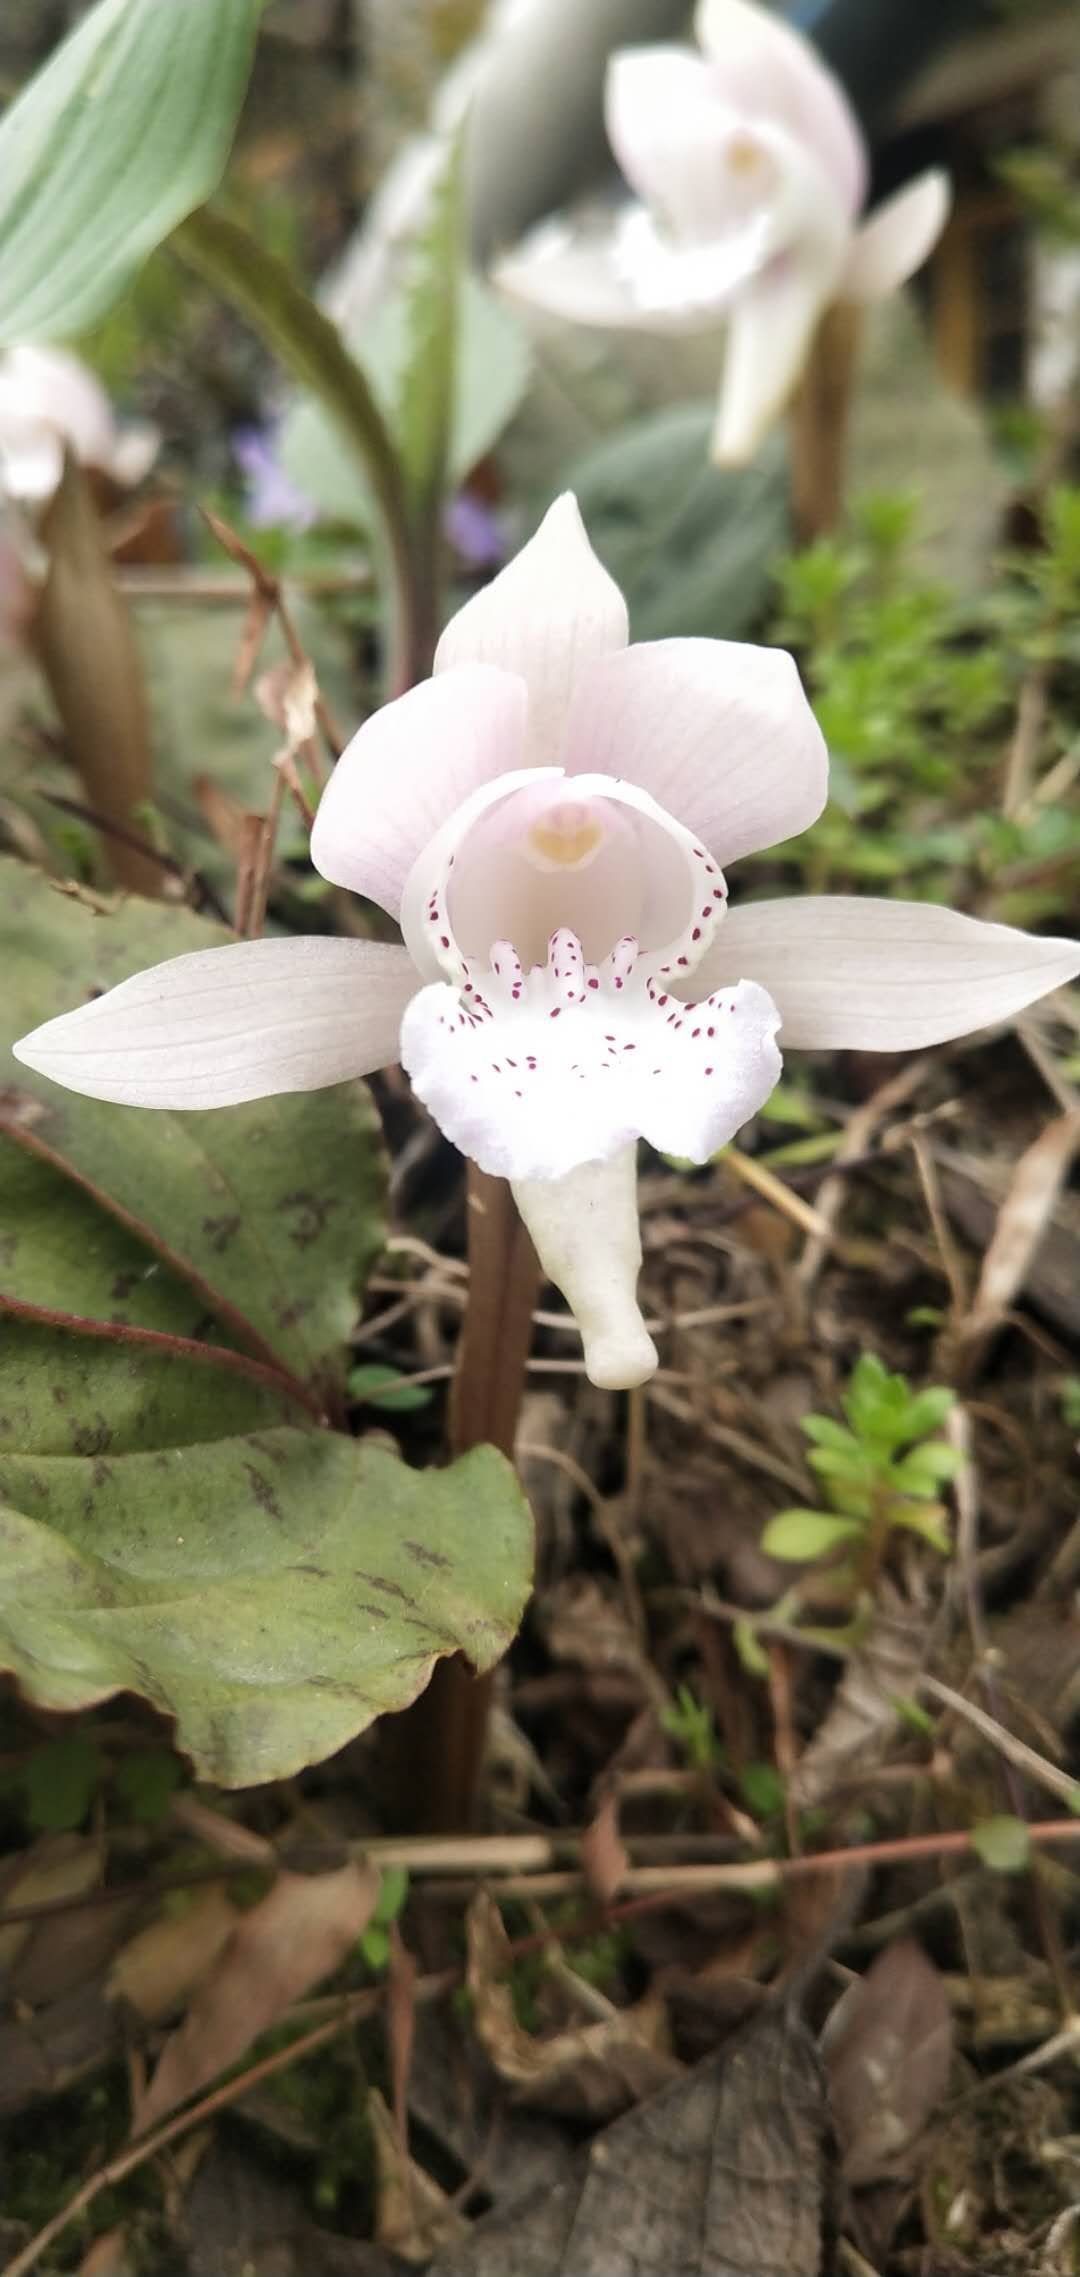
top-left (389, 1167), bottom-right (540, 1830)
top-left (789, 299), bottom-right (861, 543)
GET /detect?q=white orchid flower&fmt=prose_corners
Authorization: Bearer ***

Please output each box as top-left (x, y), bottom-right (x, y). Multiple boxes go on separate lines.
top-left (493, 0), bottom-right (951, 464)
top-left (0, 344), bottom-right (160, 504)
top-left (14, 498), bottom-right (1080, 1389)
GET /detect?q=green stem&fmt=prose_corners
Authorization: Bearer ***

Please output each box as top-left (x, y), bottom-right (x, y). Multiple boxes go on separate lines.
top-left (172, 206), bottom-right (424, 692)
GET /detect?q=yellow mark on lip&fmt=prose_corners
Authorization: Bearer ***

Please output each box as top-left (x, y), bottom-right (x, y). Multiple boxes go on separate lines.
top-left (527, 807), bottom-right (603, 868)
top-left (726, 133), bottom-right (764, 175)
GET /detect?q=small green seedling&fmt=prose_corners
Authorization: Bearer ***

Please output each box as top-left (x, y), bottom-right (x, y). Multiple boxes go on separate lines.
top-left (762, 1352), bottom-right (963, 1580)
top-left (358, 1864), bottom-right (409, 1973)
top-left (660, 1683), bottom-right (723, 1774)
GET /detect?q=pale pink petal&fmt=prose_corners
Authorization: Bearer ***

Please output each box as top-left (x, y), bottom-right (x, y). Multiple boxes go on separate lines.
top-left (689, 897), bottom-right (1080, 1050)
top-left (309, 664), bottom-right (528, 920)
top-left (12, 937), bottom-right (419, 1109)
top-left (399, 929), bottom-right (781, 1181)
top-left (495, 220), bottom-right (726, 335)
top-left (711, 249), bottom-right (838, 464)
top-left (605, 47), bottom-right (743, 236)
top-left (695, 0), bottom-right (867, 216)
top-left (562, 637), bottom-right (827, 866)
top-left (606, 52), bottom-right (841, 287)
top-left (434, 494), bottom-right (628, 763)
top-left (842, 169), bottom-right (951, 301)
top-left (513, 1148), bottom-right (658, 1390)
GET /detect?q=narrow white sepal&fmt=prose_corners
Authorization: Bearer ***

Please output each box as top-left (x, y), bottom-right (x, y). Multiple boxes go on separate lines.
top-left (513, 1147), bottom-right (658, 1391)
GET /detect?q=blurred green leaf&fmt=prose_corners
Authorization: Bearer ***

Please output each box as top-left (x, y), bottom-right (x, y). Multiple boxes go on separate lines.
top-left (348, 1364), bottom-right (434, 1414)
top-left (566, 406), bottom-right (788, 642)
top-left (0, 0), bottom-right (260, 343)
top-left (280, 275), bottom-right (532, 530)
top-left (970, 1815), bottom-right (1032, 1875)
top-left (21, 1733), bottom-right (102, 1833)
top-left (113, 1748), bottom-right (184, 1827)
top-left (396, 137), bottom-right (463, 517)
top-left (760, 1510), bottom-right (863, 1562)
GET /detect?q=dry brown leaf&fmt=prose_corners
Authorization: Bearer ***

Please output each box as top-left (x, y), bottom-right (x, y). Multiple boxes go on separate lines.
top-left (77, 2227), bottom-right (134, 2277)
top-left (133, 1860), bottom-right (379, 2135)
top-left (960, 1112), bottom-right (1080, 1349)
top-left (466, 1890), bottom-right (677, 2122)
top-left (0, 1832), bottom-right (102, 1977)
top-left (31, 453), bottom-right (161, 896)
top-left (580, 1792), bottom-right (629, 1907)
top-left (825, 1938), bottom-right (954, 2187)
top-left (107, 1884), bottom-right (240, 2024)
top-left (789, 1585), bottom-right (930, 1813)
top-left (370, 2088), bottom-right (469, 2264)
top-left (428, 2001), bottom-right (830, 2276)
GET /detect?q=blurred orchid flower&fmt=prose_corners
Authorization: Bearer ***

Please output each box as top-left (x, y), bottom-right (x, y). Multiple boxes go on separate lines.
top-left (0, 344), bottom-right (160, 504)
top-left (15, 498), bottom-right (1078, 1389)
top-left (494, 0), bottom-right (950, 463)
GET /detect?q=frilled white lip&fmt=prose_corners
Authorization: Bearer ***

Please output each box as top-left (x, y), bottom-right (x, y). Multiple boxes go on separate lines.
top-left (395, 760), bottom-right (784, 1183)
top-left (12, 495), bottom-right (1079, 1390)
top-left (493, 0), bottom-right (951, 464)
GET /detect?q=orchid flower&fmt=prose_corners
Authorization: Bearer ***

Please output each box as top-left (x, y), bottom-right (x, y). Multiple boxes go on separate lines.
top-left (0, 344), bottom-right (159, 505)
top-left (493, 0), bottom-right (950, 464)
top-left (14, 498), bottom-right (1080, 1390)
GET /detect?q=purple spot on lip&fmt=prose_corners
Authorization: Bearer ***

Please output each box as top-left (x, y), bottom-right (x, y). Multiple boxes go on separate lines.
top-left (440, 935), bottom-right (450, 948)
top-left (588, 977), bottom-right (599, 990)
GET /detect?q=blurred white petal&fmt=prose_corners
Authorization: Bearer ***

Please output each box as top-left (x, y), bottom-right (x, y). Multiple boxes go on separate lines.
top-left (496, 217), bottom-right (732, 334)
top-left (711, 252), bottom-right (835, 464)
top-left (13, 937), bottom-right (419, 1108)
top-left (690, 897), bottom-right (1080, 1050)
top-left (695, 0), bottom-right (867, 215)
top-left (843, 169), bottom-right (951, 301)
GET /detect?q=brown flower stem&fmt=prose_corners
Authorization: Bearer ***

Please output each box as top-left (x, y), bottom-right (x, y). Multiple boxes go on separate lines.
top-left (383, 1169), bottom-right (539, 1832)
top-left (31, 455), bottom-right (163, 898)
top-left (789, 300), bottom-right (861, 544)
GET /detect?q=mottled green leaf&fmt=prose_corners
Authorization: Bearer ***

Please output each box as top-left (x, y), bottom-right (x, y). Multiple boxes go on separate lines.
top-left (0, 0), bottom-right (261, 344)
top-left (0, 859), bottom-right (385, 1391)
top-left (0, 1326), bottom-right (532, 1786)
